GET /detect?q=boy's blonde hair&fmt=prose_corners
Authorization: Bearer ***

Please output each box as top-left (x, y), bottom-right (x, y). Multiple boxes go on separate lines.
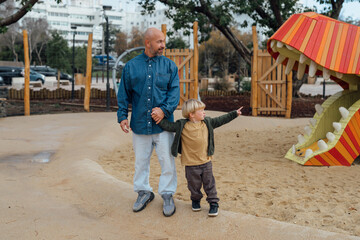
top-left (182, 99), bottom-right (206, 118)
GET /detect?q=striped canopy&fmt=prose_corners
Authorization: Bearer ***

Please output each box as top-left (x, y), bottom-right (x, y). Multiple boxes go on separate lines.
top-left (267, 12), bottom-right (360, 89)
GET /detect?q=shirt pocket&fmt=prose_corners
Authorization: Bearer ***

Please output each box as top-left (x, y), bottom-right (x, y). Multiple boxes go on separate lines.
top-left (156, 72), bottom-right (171, 90)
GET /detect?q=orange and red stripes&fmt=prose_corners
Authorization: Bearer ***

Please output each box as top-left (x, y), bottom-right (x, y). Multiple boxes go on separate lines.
top-left (268, 12), bottom-right (360, 75)
top-left (304, 110), bottom-right (360, 166)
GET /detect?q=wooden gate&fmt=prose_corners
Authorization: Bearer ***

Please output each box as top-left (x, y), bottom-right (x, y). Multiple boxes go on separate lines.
top-left (165, 49), bottom-right (197, 106)
top-left (162, 23), bottom-right (199, 107)
top-left (251, 26), bottom-right (292, 118)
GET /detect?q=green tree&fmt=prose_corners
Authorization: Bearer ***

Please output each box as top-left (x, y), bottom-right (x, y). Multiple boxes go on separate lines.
top-left (46, 32), bottom-right (71, 73)
top-left (199, 29), bottom-right (252, 77)
top-left (166, 36), bottom-right (189, 49)
top-left (139, 0), bottom-right (303, 64)
top-left (115, 31), bottom-right (128, 56)
top-left (74, 45), bottom-right (87, 74)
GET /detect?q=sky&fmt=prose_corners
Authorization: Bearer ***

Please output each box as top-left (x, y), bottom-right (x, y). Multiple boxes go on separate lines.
top-left (300, 0), bottom-right (360, 20)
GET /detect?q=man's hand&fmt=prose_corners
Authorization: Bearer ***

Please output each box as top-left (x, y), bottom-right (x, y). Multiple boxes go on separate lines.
top-left (237, 106), bottom-right (243, 116)
top-left (120, 119), bottom-right (131, 133)
top-left (151, 107), bottom-right (165, 124)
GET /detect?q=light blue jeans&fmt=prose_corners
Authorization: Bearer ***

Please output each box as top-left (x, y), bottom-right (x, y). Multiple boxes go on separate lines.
top-left (132, 131), bottom-right (177, 195)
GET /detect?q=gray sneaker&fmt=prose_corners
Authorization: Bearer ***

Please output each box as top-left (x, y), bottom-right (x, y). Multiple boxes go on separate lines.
top-left (133, 190), bottom-right (155, 212)
top-left (162, 193), bottom-right (176, 217)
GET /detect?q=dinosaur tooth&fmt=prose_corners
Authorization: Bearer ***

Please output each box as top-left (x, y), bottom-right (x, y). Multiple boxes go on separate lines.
top-left (315, 104), bottom-right (323, 115)
top-left (286, 45), bottom-right (294, 51)
top-left (309, 61), bottom-right (317, 77)
top-left (277, 41), bottom-right (284, 48)
top-left (298, 134), bottom-right (305, 144)
top-left (333, 122), bottom-right (342, 132)
top-left (339, 107), bottom-right (349, 119)
top-left (336, 72), bottom-right (343, 79)
top-left (299, 54), bottom-right (308, 64)
top-left (309, 118), bottom-right (317, 127)
top-left (276, 55), bottom-right (286, 64)
top-left (326, 132), bottom-right (335, 143)
top-left (270, 40), bottom-right (278, 52)
top-left (305, 149), bottom-right (313, 158)
top-left (297, 63), bottom-right (306, 80)
top-left (270, 40), bottom-right (276, 48)
top-left (323, 68), bottom-right (330, 80)
top-left (317, 140), bottom-right (328, 151)
top-left (304, 125), bottom-right (312, 136)
top-left (285, 58), bottom-right (296, 75)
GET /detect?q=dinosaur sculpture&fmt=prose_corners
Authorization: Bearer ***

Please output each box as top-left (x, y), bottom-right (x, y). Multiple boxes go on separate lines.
top-left (267, 12), bottom-right (360, 166)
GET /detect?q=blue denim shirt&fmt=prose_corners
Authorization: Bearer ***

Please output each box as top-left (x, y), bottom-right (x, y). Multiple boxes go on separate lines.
top-left (117, 52), bottom-right (180, 135)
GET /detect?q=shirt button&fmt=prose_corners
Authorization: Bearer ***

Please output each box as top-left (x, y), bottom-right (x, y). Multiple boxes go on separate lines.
top-left (149, 64), bottom-right (151, 67)
top-left (148, 99), bottom-right (150, 101)
top-left (148, 75), bottom-right (151, 78)
top-left (148, 122), bottom-right (151, 124)
top-left (148, 87), bottom-right (151, 89)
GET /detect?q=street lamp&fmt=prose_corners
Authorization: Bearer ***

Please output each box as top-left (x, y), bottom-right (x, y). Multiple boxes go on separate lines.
top-left (103, 5), bottom-right (112, 111)
top-left (71, 25), bottom-right (77, 100)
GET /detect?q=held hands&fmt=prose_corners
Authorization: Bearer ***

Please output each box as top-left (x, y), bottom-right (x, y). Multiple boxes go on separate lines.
top-left (237, 106), bottom-right (243, 116)
top-left (120, 119), bottom-right (131, 133)
top-left (151, 107), bottom-right (165, 124)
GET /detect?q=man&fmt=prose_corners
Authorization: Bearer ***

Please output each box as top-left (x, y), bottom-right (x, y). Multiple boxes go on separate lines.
top-left (117, 27), bottom-right (180, 217)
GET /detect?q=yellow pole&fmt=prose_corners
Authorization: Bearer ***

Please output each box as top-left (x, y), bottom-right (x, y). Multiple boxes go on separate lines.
top-left (23, 30), bottom-right (30, 116)
top-left (84, 33), bottom-right (93, 112)
top-left (251, 26), bottom-right (258, 116)
top-left (193, 21), bottom-right (199, 99)
top-left (161, 24), bottom-right (166, 56)
top-left (285, 71), bottom-right (293, 118)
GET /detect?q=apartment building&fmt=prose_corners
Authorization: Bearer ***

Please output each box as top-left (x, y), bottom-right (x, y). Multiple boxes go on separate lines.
top-left (23, 0), bottom-right (124, 54)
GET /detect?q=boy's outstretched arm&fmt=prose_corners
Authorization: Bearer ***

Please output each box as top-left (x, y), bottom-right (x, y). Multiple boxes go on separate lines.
top-left (211, 106), bottom-right (243, 128)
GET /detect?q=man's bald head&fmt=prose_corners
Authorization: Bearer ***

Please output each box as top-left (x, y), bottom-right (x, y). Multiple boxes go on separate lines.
top-left (144, 27), bottom-right (165, 57)
top-left (144, 28), bottom-right (164, 43)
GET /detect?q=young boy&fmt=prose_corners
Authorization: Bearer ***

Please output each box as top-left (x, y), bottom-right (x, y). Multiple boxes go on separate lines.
top-left (152, 99), bottom-right (242, 217)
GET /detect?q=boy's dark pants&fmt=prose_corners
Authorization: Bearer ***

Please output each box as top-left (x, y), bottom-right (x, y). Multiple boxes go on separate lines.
top-left (185, 161), bottom-right (219, 203)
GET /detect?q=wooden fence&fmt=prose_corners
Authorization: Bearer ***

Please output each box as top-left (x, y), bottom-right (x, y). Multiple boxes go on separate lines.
top-left (8, 88), bottom-right (116, 100)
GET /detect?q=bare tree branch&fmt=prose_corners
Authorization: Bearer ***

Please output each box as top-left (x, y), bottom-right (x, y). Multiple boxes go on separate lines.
top-left (0, 0), bottom-right (39, 28)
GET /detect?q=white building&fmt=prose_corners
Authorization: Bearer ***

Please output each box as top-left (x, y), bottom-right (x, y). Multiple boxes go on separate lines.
top-left (22, 0), bottom-right (124, 54)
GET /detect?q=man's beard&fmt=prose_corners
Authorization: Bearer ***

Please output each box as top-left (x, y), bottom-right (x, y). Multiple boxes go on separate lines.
top-left (152, 47), bottom-right (164, 56)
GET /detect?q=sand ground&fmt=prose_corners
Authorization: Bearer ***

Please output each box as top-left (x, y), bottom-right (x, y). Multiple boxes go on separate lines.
top-left (1, 111), bottom-right (359, 240)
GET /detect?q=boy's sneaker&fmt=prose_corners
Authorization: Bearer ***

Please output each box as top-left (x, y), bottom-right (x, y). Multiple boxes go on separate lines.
top-left (133, 190), bottom-right (155, 212)
top-left (192, 200), bottom-right (201, 212)
top-left (208, 202), bottom-right (219, 217)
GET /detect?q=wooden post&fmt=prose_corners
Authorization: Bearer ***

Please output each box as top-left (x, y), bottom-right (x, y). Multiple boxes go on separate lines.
top-left (251, 26), bottom-right (258, 116)
top-left (84, 33), bottom-right (93, 112)
top-left (285, 71), bottom-right (293, 118)
top-left (57, 70), bottom-right (61, 88)
top-left (23, 30), bottom-right (30, 116)
top-left (193, 21), bottom-right (199, 99)
top-left (161, 24), bottom-right (166, 56)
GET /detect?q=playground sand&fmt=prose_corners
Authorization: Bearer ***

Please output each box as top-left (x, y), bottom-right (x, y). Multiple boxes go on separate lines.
top-left (98, 111), bottom-right (360, 237)
top-left (1, 112), bottom-right (359, 239)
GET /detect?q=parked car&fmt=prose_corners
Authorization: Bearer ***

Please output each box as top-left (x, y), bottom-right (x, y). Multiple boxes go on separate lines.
top-left (31, 66), bottom-right (73, 82)
top-left (30, 66), bottom-right (56, 77)
top-left (21, 68), bottom-right (45, 84)
top-left (55, 69), bottom-right (73, 82)
top-left (0, 76), bottom-right (4, 86)
top-left (0, 66), bottom-right (23, 85)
